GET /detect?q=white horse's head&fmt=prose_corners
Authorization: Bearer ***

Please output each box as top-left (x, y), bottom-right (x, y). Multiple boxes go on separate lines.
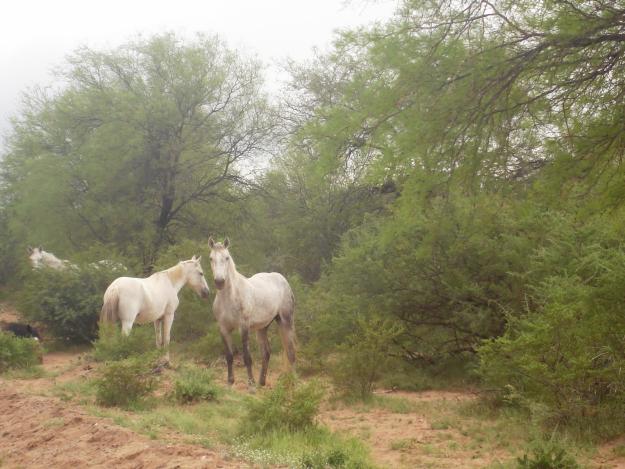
top-left (208, 236), bottom-right (232, 290)
top-left (182, 255), bottom-right (210, 299)
top-left (27, 246), bottom-right (45, 268)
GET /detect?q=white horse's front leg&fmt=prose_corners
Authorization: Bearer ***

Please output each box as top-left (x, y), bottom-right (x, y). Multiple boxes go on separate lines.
top-left (154, 318), bottom-right (163, 348)
top-left (161, 311), bottom-right (175, 363)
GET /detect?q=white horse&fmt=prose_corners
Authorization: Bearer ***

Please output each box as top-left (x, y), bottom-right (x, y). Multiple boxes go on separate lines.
top-left (100, 256), bottom-right (210, 361)
top-left (208, 237), bottom-right (296, 387)
top-left (27, 246), bottom-right (72, 270)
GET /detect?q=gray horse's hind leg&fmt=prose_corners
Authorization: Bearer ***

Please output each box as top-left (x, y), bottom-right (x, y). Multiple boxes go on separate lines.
top-left (276, 315), bottom-right (296, 369)
top-left (256, 326), bottom-right (271, 386)
top-left (241, 327), bottom-right (255, 387)
top-left (220, 329), bottom-right (235, 385)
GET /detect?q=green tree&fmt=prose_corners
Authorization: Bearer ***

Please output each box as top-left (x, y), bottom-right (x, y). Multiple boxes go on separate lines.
top-left (2, 33), bottom-right (273, 269)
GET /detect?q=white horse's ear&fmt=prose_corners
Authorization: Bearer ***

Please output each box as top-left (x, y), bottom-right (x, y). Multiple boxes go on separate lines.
top-left (224, 237), bottom-right (230, 248)
top-left (196, 255), bottom-right (202, 262)
top-left (191, 254), bottom-right (197, 261)
top-left (208, 237), bottom-right (215, 248)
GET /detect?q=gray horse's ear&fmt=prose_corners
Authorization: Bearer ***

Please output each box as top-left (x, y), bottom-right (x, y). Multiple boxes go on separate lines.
top-left (38, 246), bottom-right (43, 251)
top-left (27, 246), bottom-right (33, 254)
top-left (224, 237), bottom-right (230, 248)
top-left (208, 237), bottom-right (215, 248)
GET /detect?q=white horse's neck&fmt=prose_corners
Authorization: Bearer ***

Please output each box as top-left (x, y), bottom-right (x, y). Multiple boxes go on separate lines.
top-left (165, 264), bottom-right (187, 293)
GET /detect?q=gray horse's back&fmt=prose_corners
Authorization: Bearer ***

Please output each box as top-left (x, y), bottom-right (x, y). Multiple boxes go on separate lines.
top-left (249, 272), bottom-right (293, 309)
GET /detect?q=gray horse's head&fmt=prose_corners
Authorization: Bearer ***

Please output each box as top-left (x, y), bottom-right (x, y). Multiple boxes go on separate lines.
top-left (208, 236), bottom-right (232, 290)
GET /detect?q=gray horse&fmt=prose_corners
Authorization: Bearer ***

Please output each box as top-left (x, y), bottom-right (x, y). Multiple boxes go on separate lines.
top-left (208, 237), bottom-right (296, 388)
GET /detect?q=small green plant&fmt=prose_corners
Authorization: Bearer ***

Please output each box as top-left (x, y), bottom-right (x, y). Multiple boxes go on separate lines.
top-left (92, 322), bottom-right (154, 362)
top-left (241, 373), bottom-right (324, 434)
top-left (329, 317), bottom-right (402, 400)
top-left (94, 354), bottom-right (158, 407)
top-left (0, 331), bottom-right (42, 372)
top-left (171, 366), bottom-right (218, 404)
top-left (516, 440), bottom-right (580, 469)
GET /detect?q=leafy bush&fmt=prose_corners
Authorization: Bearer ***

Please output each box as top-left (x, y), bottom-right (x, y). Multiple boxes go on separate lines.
top-left (329, 317), bottom-right (402, 399)
top-left (241, 373), bottom-right (324, 434)
top-left (92, 322), bottom-right (154, 362)
top-left (18, 262), bottom-right (128, 344)
top-left (171, 366), bottom-right (218, 404)
top-left (478, 219), bottom-right (625, 437)
top-left (0, 331), bottom-right (42, 372)
top-left (517, 440), bottom-right (580, 469)
top-left (94, 354), bottom-right (158, 407)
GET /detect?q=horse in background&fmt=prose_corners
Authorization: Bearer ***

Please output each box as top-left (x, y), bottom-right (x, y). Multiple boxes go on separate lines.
top-left (208, 237), bottom-right (296, 389)
top-left (27, 246), bottom-right (72, 270)
top-left (100, 256), bottom-right (210, 362)
top-left (27, 246), bottom-right (126, 272)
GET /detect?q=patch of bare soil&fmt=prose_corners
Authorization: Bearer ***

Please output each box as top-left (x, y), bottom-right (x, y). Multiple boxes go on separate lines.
top-left (0, 389), bottom-right (250, 469)
top-left (320, 391), bottom-right (512, 469)
top-left (0, 328), bottom-right (253, 468)
top-left (0, 302), bottom-right (21, 324)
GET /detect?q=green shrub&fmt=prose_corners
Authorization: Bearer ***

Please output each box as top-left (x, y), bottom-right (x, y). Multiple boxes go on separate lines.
top-left (478, 225), bottom-right (625, 437)
top-left (94, 354), bottom-right (158, 407)
top-left (517, 440), bottom-right (581, 469)
top-left (171, 366), bottom-right (218, 404)
top-left (18, 262), bottom-right (128, 344)
top-left (329, 317), bottom-right (402, 399)
top-left (241, 373), bottom-right (324, 434)
top-left (92, 322), bottom-right (154, 362)
top-left (0, 331), bottom-right (42, 372)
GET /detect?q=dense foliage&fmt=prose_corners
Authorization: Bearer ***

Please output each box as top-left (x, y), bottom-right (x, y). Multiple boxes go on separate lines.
top-left (3, 0), bottom-right (625, 441)
top-left (18, 263), bottom-right (127, 343)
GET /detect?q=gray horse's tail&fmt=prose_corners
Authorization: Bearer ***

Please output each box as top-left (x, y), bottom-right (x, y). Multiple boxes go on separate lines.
top-left (100, 286), bottom-right (120, 323)
top-left (278, 289), bottom-right (297, 370)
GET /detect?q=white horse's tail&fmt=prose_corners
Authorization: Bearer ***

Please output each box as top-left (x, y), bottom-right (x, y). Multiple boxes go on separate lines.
top-left (100, 286), bottom-right (120, 323)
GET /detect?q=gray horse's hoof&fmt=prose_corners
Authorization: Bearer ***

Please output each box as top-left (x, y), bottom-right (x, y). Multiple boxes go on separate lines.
top-left (247, 383), bottom-right (257, 394)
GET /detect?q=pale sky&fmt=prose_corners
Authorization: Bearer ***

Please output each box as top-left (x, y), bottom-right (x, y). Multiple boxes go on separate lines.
top-left (0, 0), bottom-right (398, 149)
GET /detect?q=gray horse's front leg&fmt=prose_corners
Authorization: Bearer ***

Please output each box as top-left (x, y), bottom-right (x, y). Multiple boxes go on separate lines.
top-left (241, 327), bottom-right (255, 390)
top-left (220, 329), bottom-right (235, 385)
